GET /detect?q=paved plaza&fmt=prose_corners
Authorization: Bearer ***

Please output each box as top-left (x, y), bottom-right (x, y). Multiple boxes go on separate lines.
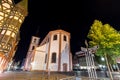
top-left (0, 71), bottom-right (74, 80)
top-left (0, 71), bottom-right (119, 80)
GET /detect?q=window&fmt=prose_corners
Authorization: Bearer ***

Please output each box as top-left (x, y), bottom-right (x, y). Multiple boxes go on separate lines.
top-left (33, 39), bottom-right (36, 43)
top-left (63, 35), bottom-right (67, 41)
top-left (11, 33), bottom-right (15, 37)
top-left (45, 54), bottom-right (47, 63)
top-left (53, 35), bottom-right (57, 40)
top-left (32, 46), bottom-right (35, 50)
top-left (51, 52), bottom-right (56, 63)
top-left (1, 30), bottom-right (5, 34)
top-left (6, 30), bottom-right (11, 35)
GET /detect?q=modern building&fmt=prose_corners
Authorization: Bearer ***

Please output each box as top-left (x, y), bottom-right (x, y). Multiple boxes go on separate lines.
top-left (24, 29), bottom-right (73, 72)
top-left (0, 0), bottom-right (28, 72)
top-left (73, 51), bottom-right (86, 70)
top-left (116, 58), bottom-right (120, 69)
top-left (73, 46), bottom-right (98, 70)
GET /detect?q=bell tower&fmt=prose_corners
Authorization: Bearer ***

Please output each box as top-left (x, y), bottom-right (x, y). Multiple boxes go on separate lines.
top-left (27, 36), bottom-right (40, 54)
top-left (24, 36), bottom-right (40, 70)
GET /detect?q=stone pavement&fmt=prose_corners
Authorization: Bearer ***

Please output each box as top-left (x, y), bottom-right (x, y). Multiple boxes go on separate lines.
top-left (0, 71), bottom-right (74, 80)
top-left (0, 71), bottom-right (119, 80)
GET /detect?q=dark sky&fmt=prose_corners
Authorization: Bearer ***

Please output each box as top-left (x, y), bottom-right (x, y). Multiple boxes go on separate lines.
top-left (14, 0), bottom-right (120, 61)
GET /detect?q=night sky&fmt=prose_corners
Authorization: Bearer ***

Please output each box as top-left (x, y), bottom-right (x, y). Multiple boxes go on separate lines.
top-left (14, 0), bottom-right (120, 62)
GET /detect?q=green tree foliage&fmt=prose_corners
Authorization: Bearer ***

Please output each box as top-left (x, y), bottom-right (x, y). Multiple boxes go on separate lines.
top-left (87, 20), bottom-right (120, 64)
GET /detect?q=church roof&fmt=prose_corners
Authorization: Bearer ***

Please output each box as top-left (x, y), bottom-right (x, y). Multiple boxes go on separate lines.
top-left (49, 29), bottom-right (70, 35)
top-left (40, 29), bottom-right (70, 46)
top-left (16, 0), bottom-right (28, 11)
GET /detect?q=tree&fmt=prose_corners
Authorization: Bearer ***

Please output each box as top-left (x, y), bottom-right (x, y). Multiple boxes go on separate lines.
top-left (87, 20), bottom-right (120, 80)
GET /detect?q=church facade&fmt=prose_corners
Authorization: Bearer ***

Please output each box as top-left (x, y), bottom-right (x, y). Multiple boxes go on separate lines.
top-left (24, 29), bottom-right (72, 72)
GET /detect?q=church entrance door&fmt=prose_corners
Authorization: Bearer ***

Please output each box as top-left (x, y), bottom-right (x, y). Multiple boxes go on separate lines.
top-left (63, 63), bottom-right (67, 72)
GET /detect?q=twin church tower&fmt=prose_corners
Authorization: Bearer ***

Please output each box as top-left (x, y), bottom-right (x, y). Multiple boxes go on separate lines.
top-left (24, 29), bottom-right (73, 72)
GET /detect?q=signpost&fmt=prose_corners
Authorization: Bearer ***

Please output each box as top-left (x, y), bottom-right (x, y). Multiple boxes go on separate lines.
top-left (81, 40), bottom-right (98, 80)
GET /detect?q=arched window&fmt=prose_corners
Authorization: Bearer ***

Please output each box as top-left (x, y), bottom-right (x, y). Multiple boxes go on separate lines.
top-left (51, 52), bottom-right (56, 63)
top-left (53, 34), bottom-right (57, 40)
top-left (63, 35), bottom-right (67, 41)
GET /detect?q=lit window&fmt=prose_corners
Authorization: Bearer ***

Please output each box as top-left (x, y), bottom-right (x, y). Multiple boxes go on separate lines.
top-left (6, 10), bottom-right (10, 13)
top-left (6, 30), bottom-right (11, 35)
top-left (11, 33), bottom-right (15, 37)
top-left (3, 7), bottom-right (7, 10)
top-left (51, 52), bottom-right (56, 63)
top-left (19, 19), bottom-right (22, 23)
top-left (9, 16), bottom-right (13, 18)
top-left (5, 14), bottom-right (8, 17)
top-left (53, 35), bottom-right (57, 40)
top-left (14, 16), bottom-right (18, 20)
top-left (0, 12), bottom-right (4, 16)
top-left (1, 30), bottom-right (5, 34)
top-left (8, 0), bottom-right (12, 3)
top-left (0, 16), bottom-right (3, 20)
top-left (3, 3), bottom-right (10, 8)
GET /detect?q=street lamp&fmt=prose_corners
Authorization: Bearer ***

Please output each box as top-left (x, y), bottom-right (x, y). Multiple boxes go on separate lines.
top-left (101, 57), bottom-right (105, 61)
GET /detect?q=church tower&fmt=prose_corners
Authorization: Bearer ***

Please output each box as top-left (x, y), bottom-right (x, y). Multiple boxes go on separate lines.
top-left (0, 0), bottom-right (28, 72)
top-left (24, 36), bottom-right (40, 70)
top-left (25, 29), bottom-right (72, 72)
top-left (28, 36), bottom-right (40, 54)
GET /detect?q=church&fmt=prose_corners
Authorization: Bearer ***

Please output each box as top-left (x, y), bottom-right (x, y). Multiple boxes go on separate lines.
top-left (24, 29), bottom-right (73, 72)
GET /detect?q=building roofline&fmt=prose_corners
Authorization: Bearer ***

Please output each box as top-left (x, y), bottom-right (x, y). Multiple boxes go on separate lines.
top-left (40, 29), bottom-right (70, 46)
